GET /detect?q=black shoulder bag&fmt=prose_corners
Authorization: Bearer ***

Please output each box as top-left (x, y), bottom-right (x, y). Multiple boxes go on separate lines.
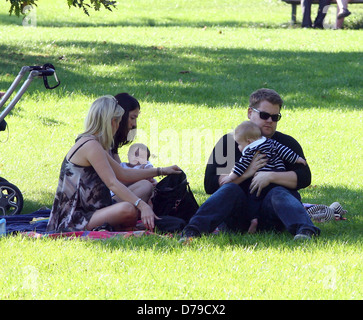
top-left (152, 171), bottom-right (199, 232)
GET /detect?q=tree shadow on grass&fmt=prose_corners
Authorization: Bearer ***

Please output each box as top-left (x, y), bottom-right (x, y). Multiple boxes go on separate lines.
top-left (0, 11), bottom-right (291, 29)
top-left (19, 191), bottom-right (54, 215)
top-left (0, 41), bottom-right (362, 110)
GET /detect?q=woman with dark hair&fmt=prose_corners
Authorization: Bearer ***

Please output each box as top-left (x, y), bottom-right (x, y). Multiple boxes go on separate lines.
top-left (111, 93), bottom-right (140, 156)
top-left (111, 93), bottom-right (154, 205)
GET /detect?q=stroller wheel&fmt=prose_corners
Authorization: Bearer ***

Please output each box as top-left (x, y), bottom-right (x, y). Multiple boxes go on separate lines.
top-left (0, 181), bottom-right (23, 215)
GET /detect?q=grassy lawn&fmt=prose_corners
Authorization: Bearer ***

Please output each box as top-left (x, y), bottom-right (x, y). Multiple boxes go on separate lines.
top-left (0, 0), bottom-right (362, 300)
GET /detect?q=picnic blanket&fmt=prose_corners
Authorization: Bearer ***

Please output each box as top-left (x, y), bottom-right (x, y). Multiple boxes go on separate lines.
top-left (4, 210), bottom-right (51, 234)
top-left (2, 201), bottom-right (346, 240)
top-left (3, 210), bottom-right (155, 240)
top-left (23, 230), bottom-right (153, 240)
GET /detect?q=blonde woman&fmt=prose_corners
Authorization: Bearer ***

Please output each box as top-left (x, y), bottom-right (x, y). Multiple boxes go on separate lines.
top-left (47, 96), bottom-right (181, 232)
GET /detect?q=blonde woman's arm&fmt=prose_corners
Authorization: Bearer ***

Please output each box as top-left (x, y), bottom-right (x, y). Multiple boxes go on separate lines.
top-left (84, 141), bottom-right (158, 229)
top-left (106, 152), bottom-right (181, 184)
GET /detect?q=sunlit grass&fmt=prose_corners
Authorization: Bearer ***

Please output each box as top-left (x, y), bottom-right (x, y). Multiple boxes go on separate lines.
top-left (0, 233), bottom-right (362, 299)
top-left (0, 0), bottom-right (362, 300)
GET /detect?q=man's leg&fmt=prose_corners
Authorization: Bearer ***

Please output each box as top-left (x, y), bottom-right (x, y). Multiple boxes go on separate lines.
top-left (301, 0), bottom-right (313, 28)
top-left (258, 186), bottom-right (320, 237)
top-left (182, 183), bottom-right (248, 236)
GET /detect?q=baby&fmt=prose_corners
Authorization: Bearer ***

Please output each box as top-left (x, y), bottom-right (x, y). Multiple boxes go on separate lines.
top-left (111, 143), bottom-right (157, 202)
top-left (121, 143), bottom-right (157, 185)
top-left (220, 121), bottom-right (307, 233)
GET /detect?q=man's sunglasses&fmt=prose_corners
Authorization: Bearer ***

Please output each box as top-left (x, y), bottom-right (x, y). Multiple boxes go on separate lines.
top-left (251, 107), bottom-right (281, 122)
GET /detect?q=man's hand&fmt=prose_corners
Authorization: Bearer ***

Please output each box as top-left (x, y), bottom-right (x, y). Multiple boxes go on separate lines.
top-left (249, 171), bottom-right (273, 197)
top-left (219, 174), bottom-right (233, 186)
top-left (296, 157), bottom-right (307, 166)
top-left (220, 151), bottom-right (268, 187)
top-left (244, 151), bottom-right (268, 180)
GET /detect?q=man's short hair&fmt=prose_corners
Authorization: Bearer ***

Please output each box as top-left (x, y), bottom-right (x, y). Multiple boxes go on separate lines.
top-left (249, 88), bottom-right (283, 109)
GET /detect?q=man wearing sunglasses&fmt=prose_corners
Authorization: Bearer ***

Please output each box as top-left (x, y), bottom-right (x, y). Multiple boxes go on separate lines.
top-left (180, 88), bottom-right (320, 242)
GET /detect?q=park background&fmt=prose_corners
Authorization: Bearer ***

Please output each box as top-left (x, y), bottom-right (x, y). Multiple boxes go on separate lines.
top-left (0, 0), bottom-right (362, 299)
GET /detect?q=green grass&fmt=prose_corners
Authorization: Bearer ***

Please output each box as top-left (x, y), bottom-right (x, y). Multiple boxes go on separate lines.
top-left (0, 0), bottom-right (362, 300)
top-left (0, 233), bottom-right (361, 299)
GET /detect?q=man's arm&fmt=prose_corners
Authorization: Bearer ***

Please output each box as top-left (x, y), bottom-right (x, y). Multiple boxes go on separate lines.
top-left (273, 131), bottom-right (311, 189)
top-left (250, 170), bottom-right (299, 197)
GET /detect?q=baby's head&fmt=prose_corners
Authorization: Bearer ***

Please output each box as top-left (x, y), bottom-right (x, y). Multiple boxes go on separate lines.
top-left (128, 143), bottom-right (150, 165)
top-left (234, 121), bottom-right (262, 152)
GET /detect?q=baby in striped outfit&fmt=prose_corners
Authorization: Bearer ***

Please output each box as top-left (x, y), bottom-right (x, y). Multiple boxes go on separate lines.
top-left (220, 121), bottom-right (307, 233)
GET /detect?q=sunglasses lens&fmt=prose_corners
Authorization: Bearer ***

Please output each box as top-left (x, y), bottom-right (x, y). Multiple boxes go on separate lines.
top-left (259, 112), bottom-right (270, 120)
top-left (259, 111), bottom-right (281, 122)
top-left (252, 108), bottom-right (281, 122)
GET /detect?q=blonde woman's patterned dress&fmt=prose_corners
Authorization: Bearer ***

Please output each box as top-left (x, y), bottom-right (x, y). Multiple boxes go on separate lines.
top-left (47, 139), bottom-right (112, 232)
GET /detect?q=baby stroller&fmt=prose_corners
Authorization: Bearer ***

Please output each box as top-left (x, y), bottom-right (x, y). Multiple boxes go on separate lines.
top-left (0, 64), bottom-right (60, 215)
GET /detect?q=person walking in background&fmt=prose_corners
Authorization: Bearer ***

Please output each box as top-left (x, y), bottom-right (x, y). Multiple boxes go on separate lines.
top-left (301, 0), bottom-right (332, 28)
top-left (336, 0), bottom-right (351, 28)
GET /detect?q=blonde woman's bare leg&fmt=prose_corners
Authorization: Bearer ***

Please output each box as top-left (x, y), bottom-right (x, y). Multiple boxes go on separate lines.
top-left (113, 180), bottom-right (153, 203)
top-left (86, 202), bottom-right (138, 231)
top-left (128, 180), bottom-right (153, 202)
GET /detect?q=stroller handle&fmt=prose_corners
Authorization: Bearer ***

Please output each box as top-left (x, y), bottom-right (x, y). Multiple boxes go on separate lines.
top-left (39, 69), bottom-right (54, 76)
top-left (28, 63), bottom-right (60, 89)
top-left (0, 63), bottom-right (60, 126)
top-left (28, 63), bottom-right (54, 76)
